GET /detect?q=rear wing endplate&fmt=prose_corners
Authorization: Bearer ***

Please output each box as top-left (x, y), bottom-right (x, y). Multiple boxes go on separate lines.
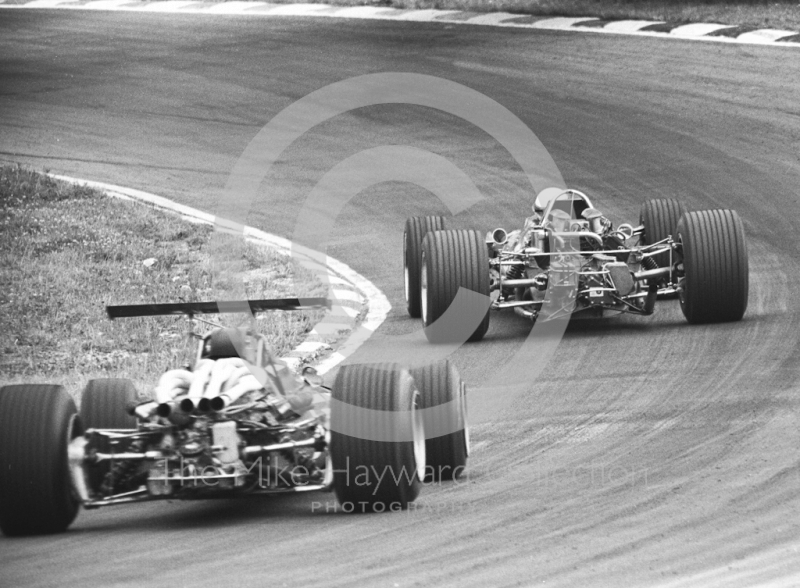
top-left (106, 298), bottom-right (331, 320)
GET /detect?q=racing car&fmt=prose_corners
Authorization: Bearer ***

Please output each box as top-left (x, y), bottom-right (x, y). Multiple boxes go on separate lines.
top-left (0, 298), bottom-right (468, 536)
top-left (404, 189), bottom-right (749, 342)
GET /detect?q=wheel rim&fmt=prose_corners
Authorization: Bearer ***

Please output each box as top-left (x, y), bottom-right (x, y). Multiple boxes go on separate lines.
top-left (460, 381), bottom-right (470, 458)
top-left (65, 411), bottom-right (82, 515)
top-left (420, 252), bottom-right (429, 325)
top-left (403, 231), bottom-right (410, 304)
top-left (677, 232), bottom-right (687, 307)
top-left (412, 392), bottom-right (426, 480)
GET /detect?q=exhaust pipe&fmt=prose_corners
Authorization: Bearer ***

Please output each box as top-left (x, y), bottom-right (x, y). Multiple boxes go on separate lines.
top-left (157, 401), bottom-right (192, 425)
top-left (128, 400), bottom-right (158, 420)
top-left (179, 397), bottom-right (196, 414)
top-left (491, 228), bottom-right (508, 246)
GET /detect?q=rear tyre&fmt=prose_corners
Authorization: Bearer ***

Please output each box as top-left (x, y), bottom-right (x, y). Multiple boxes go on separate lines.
top-left (80, 379), bottom-right (138, 495)
top-left (410, 361), bottom-right (468, 481)
top-left (677, 209), bottom-right (749, 324)
top-left (421, 229), bottom-right (490, 343)
top-left (330, 364), bottom-right (425, 512)
top-left (404, 216), bottom-right (446, 318)
top-left (640, 198), bottom-right (686, 271)
top-left (81, 379), bottom-right (138, 430)
top-left (0, 384), bottom-right (80, 536)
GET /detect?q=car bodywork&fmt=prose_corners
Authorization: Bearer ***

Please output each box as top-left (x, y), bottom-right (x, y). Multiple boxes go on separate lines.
top-left (0, 298), bottom-right (469, 536)
top-left (404, 189), bottom-right (749, 343)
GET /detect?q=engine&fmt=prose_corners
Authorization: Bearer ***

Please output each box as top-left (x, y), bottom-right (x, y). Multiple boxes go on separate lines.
top-left (80, 357), bottom-right (329, 502)
top-left (487, 207), bottom-right (653, 321)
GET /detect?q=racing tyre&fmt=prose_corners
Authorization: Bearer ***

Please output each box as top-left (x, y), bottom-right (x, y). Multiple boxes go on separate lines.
top-left (640, 198), bottom-right (686, 271)
top-left (0, 384), bottom-right (81, 536)
top-left (410, 361), bottom-right (468, 481)
top-left (330, 363), bottom-right (425, 512)
top-left (80, 379), bottom-right (138, 495)
top-left (677, 209), bottom-right (748, 324)
top-left (421, 229), bottom-right (490, 343)
top-left (404, 216), bottom-right (446, 318)
top-left (81, 378), bottom-right (138, 430)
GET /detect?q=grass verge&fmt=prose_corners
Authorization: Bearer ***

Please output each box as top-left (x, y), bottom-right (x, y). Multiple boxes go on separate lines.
top-left (0, 165), bottom-right (331, 401)
top-left (269, 0), bottom-right (800, 32)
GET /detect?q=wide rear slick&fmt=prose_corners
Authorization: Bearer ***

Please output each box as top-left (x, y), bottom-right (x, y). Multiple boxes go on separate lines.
top-left (640, 198), bottom-right (686, 270)
top-left (329, 361), bottom-right (468, 511)
top-left (330, 364), bottom-right (424, 512)
top-left (404, 216), bottom-right (446, 318)
top-left (421, 229), bottom-right (490, 343)
top-left (0, 385), bottom-right (81, 536)
top-left (80, 379), bottom-right (139, 495)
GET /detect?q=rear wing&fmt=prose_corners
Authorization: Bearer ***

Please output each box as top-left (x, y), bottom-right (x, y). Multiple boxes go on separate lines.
top-left (106, 298), bottom-right (331, 320)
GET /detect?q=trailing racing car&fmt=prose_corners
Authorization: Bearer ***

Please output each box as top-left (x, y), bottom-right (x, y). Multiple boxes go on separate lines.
top-left (0, 298), bottom-right (468, 536)
top-left (404, 189), bottom-right (748, 342)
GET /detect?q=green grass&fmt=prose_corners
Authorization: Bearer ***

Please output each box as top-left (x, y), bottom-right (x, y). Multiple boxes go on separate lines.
top-left (0, 165), bottom-right (329, 400)
top-left (267, 0), bottom-right (800, 31)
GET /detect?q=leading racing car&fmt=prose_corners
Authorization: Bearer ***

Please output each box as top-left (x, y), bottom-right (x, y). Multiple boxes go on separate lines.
top-left (0, 298), bottom-right (469, 536)
top-left (404, 189), bottom-right (748, 342)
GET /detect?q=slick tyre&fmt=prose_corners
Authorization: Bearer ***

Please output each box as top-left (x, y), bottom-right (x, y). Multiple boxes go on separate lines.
top-left (80, 379), bottom-right (138, 495)
top-left (421, 229), bottom-right (490, 343)
top-left (404, 216), bottom-right (446, 318)
top-left (0, 384), bottom-right (81, 536)
top-left (640, 198), bottom-right (686, 271)
top-left (80, 379), bottom-right (138, 430)
top-left (330, 363), bottom-right (425, 512)
top-left (677, 209), bottom-right (749, 324)
top-left (410, 361), bottom-right (468, 481)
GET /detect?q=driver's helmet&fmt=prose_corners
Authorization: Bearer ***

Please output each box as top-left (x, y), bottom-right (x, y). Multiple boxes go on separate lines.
top-left (202, 328), bottom-right (254, 362)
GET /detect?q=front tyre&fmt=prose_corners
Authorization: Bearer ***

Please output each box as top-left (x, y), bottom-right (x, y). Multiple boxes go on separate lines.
top-left (330, 364), bottom-right (425, 512)
top-left (421, 229), bottom-right (490, 343)
top-left (0, 384), bottom-right (81, 536)
top-left (404, 216), bottom-right (446, 318)
top-left (677, 209), bottom-right (749, 324)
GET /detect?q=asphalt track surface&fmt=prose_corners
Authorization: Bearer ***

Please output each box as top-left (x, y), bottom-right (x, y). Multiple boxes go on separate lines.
top-left (1, 10), bottom-right (799, 588)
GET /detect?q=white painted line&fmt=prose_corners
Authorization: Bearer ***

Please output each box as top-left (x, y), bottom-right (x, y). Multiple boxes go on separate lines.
top-left (329, 6), bottom-right (397, 19)
top-left (737, 29), bottom-right (798, 43)
top-left (331, 304), bottom-right (359, 318)
top-left (136, 1), bottom-right (198, 11)
top-left (602, 20), bottom-right (662, 33)
top-left (83, 0), bottom-right (133, 9)
top-left (530, 17), bottom-right (598, 29)
top-left (463, 12), bottom-right (518, 26)
top-left (47, 173), bottom-right (390, 374)
top-left (281, 357), bottom-right (302, 370)
top-left (21, 0), bottom-right (77, 6)
top-left (204, 1), bottom-right (266, 13)
top-left (670, 23), bottom-right (735, 37)
top-left (311, 323), bottom-right (350, 335)
top-left (49, 175), bottom-right (215, 224)
top-left (326, 275), bottom-right (352, 287)
top-left (331, 289), bottom-right (363, 303)
top-left (262, 3), bottom-right (330, 15)
top-left (315, 351), bottom-right (346, 374)
top-left (294, 341), bottom-right (330, 354)
top-left (395, 8), bottom-right (459, 21)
